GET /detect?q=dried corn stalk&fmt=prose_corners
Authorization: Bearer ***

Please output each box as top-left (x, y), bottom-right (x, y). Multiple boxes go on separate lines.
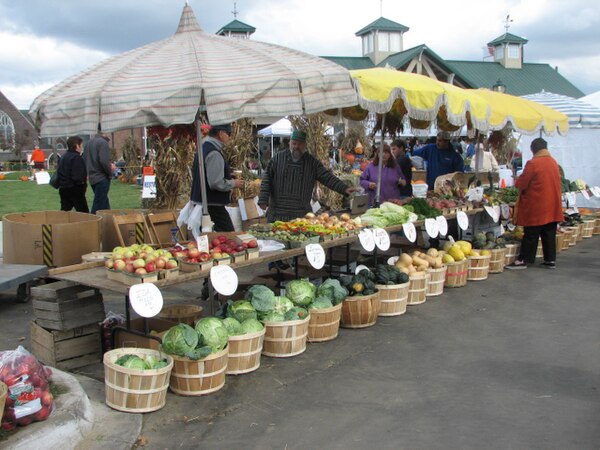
top-left (222, 118), bottom-right (258, 203)
top-left (121, 135), bottom-right (140, 182)
top-left (289, 114), bottom-right (344, 211)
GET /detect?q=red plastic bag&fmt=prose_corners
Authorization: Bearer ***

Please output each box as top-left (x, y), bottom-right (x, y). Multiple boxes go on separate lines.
top-left (0, 346), bottom-right (53, 430)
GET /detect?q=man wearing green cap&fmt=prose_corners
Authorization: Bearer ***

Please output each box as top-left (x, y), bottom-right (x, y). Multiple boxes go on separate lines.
top-left (259, 129), bottom-right (357, 222)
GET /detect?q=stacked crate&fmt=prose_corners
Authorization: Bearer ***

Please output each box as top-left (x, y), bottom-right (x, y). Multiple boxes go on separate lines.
top-left (30, 280), bottom-right (105, 370)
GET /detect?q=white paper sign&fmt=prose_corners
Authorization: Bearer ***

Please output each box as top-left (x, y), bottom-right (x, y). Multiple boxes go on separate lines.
top-left (142, 175), bottom-right (156, 199)
top-left (305, 244), bottom-right (326, 269)
top-left (493, 205), bottom-right (501, 220)
top-left (456, 211), bottom-right (469, 231)
top-left (373, 228), bottom-right (390, 251)
top-left (355, 264), bottom-right (370, 275)
top-left (500, 224), bottom-right (505, 235)
top-left (581, 190), bottom-right (591, 200)
top-left (358, 229), bottom-right (375, 252)
top-left (500, 204), bottom-right (510, 220)
top-left (129, 283), bottom-right (163, 318)
top-left (484, 205), bottom-right (499, 222)
top-left (592, 186), bottom-right (600, 197)
top-left (210, 265), bottom-right (238, 296)
top-left (402, 222), bottom-right (417, 243)
top-left (435, 216), bottom-right (448, 236)
top-left (387, 256), bottom-right (399, 265)
top-left (34, 171), bottom-right (50, 185)
top-left (424, 218), bottom-right (439, 238)
top-left (196, 235), bottom-right (209, 253)
top-left (466, 186), bottom-right (484, 202)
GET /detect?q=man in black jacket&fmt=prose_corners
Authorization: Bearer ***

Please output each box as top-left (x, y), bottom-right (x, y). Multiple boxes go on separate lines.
top-left (57, 136), bottom-right (89, 213)
top-left (391, 139), bottom-right (413, 197)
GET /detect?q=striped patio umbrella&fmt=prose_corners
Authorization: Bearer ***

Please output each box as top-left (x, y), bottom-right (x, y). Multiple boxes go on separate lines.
top-left (522, 91), bottom-right (600, 129)
top-left (29, 4), bottom-right (358, 137)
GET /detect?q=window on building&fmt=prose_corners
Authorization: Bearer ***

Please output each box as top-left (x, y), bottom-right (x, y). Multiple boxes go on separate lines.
top-left (367, 34), bottom-right (373, 53)
top-left (508, 44), bottom-right (520, 58)
top-left (0, 110), bottom-right (15, 149)
top-left (362, 36), bottom-right (368, 55)
top-left (495, 45), bottom-right (504, 59)
top-left (390, 33), bottom-right (401, 52)
top-left (378, 31), bottom-right (389, 51)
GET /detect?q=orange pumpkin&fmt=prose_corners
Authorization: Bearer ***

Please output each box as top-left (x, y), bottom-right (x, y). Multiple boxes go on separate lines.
top-left (20, 175), bottom-right (29, 182)
top-left (0, 173), bottom-right (6, 180)
top-left (345, 153), bottom-right (356, 165)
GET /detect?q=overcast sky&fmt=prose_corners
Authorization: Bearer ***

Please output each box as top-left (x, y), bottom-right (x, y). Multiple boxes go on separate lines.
top-left (1, 0), bottom-right (599, 109)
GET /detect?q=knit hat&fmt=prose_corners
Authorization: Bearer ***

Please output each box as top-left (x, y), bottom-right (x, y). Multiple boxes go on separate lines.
top-left (291, 129), bottom-right (307, 142)
top-left (211, 124), bottom-right (232, 134)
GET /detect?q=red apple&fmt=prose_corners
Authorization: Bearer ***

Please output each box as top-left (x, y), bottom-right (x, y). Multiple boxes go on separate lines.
top-left (211, 245), bottom-right (222, 253)
top-left (198, 252), bottom-right (211, 262)
top-left (135, 267), bottom-right (147, 275)
top-left (145, 262), bottom-right (156, 273)
top-left (113, 259), bottom-right (126, 271)
top-left (165, 259), bottom-right (178, 269)
top-left (218, 235), bottom-right (227, 243)
top-left (211, 238), bottom-right (221, 248)
top-left (235, 245), bottom-right (245, 252)
top-left (247, 239), bottom-right (258, 248)
top-left (125, 263), bottom-right (135, 273)
top-left (41, 390), bottom-right (53, 407)
top-left (188, 248), bottom-right (200, 258)
top-left (155, 257), bottom-right (166, 269)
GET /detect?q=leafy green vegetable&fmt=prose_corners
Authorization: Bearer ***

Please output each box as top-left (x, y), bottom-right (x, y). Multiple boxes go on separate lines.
top-left (261, 311), bottom-right (286, 322)
top-left (273, 296), bottom-right (294, 314)
top-left (222, 317), bottom-right (243, 336)
top-left (226, 300), bottom-right (257, 322)
top-left (317, 278), bottom-right (348, 305)
top-left (246, 285), bottom-right (276, 312)
top-left (122, 356), bottom-right (147, 370)
top-left (361, 202), bottom-right (413, 227)
top-left (310, 296), bottom-right (334, 309)
top-left (240, 318), bottom-right (264, 334)
top-left (115, 354), bottom-right (136, 366)
top-left (284, 306), bottom-right (309, 321)
top-left (286, 279), bottom-right (316, 306)
top-left (404, 198), bottom-right (441, 219)
top-left (195, 317), bottom-right (229, 353)
top-left (161, 323), bottom-right (199, 357)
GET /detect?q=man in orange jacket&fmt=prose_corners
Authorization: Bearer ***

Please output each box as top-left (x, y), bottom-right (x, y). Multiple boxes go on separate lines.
top-left (31, 146), bottom-right (46, 171)
top-left (506, 138), bottom-right (563, 269)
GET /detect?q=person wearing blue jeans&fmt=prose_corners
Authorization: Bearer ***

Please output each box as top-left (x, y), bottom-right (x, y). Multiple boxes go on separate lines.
top-left (84, 131), bottom-right (114, 214)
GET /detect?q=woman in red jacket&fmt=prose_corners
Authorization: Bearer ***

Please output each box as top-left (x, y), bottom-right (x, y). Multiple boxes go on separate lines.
top-left (506, 138), bottom-right (563, 269)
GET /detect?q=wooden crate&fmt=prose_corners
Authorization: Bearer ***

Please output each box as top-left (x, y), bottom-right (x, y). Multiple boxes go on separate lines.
top-left (30, 320), bottom-right (102, 370)
top-left (31, 280), bottom-right (105, 331)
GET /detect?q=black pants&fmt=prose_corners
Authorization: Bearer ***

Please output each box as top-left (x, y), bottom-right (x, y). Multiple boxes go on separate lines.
top-left (519, 222), bottom-right (557, 264)
top-left (205, 205), bottom-right (234, 232)
top-left (59, 185), bottom-right (89, 213)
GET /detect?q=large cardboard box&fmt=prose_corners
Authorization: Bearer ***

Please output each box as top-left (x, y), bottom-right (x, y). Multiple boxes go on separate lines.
top-left (3, 211), bottom-right (101, 267)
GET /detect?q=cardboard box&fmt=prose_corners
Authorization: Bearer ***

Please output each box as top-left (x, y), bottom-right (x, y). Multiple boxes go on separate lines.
top-left (114, 318), bottom-right (176, 350)
top-left (96, 209), bottom-right (146, 251)
top-left (3, 211), bottom-right (102, 267)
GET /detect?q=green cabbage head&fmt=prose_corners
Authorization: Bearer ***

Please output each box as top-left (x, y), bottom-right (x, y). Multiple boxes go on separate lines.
top-left (286, 280), bottom-right (316, 306)
top-left (222, 317), bottom-right (243, 336)
top-left (195, 317), bottom-right (229, 352)
top-left (227, 300), bottom-right (257, 323)
top-left (240, 318), bottom-right (264, 334)
top-left (161, 323), bottom-right (199, 357)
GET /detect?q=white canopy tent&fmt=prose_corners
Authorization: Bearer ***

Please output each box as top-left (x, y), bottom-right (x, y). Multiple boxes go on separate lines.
top-left (520, 92), bottom-right (600, 208)
top-left (581, 90), bottom-right (600, 109)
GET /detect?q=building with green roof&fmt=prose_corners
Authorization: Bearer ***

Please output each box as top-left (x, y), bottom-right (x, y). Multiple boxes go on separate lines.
top-left (321, 17), bottom-right (584, 98)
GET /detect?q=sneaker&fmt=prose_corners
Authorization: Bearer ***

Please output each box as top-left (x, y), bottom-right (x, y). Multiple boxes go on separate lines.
top-left (506, 260), bottom-right (527, 270)
top-left (542, 261), bottom-right (556, 269)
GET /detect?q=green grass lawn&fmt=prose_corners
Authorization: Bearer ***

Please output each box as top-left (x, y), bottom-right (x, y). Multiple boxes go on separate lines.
top-left (0, 171), bottom-right (144, 219)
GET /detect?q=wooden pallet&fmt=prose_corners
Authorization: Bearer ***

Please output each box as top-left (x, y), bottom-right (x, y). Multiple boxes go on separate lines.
top-left (30, 321), bottom-right (102, 370)
top-left (31, 280), bottom-right (105, 331)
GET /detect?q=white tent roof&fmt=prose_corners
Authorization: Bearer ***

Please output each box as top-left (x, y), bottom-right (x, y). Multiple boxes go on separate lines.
top-left (581, 91), bottom-right (600, 109)
top-left (521, 91), bottom-right (600, 128)
top-left (257, 118), bottom-right (293, 137)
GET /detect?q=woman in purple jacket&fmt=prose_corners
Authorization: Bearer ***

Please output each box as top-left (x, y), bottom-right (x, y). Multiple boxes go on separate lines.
top-left (360, 144), bottom-right (407, 207)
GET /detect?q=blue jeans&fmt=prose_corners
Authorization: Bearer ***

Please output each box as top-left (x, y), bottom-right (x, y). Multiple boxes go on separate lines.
top-left (91, 178), bottom-right (111, 214)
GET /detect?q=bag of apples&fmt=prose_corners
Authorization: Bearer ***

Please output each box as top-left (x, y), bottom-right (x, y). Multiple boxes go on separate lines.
top-left (0, 346), bottom-right (54, 430)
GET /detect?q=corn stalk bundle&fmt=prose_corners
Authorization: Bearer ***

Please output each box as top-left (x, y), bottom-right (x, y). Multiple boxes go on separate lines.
top-left (487, 127), bottom-right (518, 166)
top-left (222, 118), bottom-right (259, 203)
top-left (121, 136), bottom-right (140, 182)
top-left (148, 125), bottom-right (197, 210)
top-left (289, 114), bottom-right (344, 211)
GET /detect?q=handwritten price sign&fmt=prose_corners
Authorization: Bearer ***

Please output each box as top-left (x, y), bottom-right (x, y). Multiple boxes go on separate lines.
top-left (358, 229), bottom-right (375, 252)
top-left (402, 222), bottom-right (417, 242)
top-left (305, 244), bottom-right (326, 269)
top-left (435, 216), bottom-right (448, 236)
top-left (456, 211), bottom-right (469, 231)
top-left (129, 283), bottom-right (164, 318)
top-left (210, 265), bottom-right (239, 296)
top-left (373, 228), bottom-right (391, 251)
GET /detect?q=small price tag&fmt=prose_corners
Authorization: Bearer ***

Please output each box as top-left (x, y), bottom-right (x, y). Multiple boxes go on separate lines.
top-left (355, 264), bottom-right (370, 275)
top-left (210, 265), bottom-right (238, 296)
top-left (435, 216), bottom-right (448, 236)
top-left (581, 190), bottom-right (591, 200)
top-left (500, 204), bottom-right (510, 220)
top-left (196, 235), bottom-right (209, 253)
top-left (129, 283), bottom-right (163, 318)
top-left (484, 205), bottom-right (499, 222)
top-left (500, 223), bottom-right (505, 235)
top-left (506, 221), bottom-right (516, 231)
top-left (34, 171), bottom-right (51, 185)
top-left (305, 243), bottom-right (326, 269)
top-left (402, 222), bottom-right (417, 242)
top-left (456, 211), bottom-right (469, 231)
top-left (387, 256), bottom-right (399, 266)
top-left (424, 218), bottom-right (438, 238)
top-left (373, 228), bottom-right (390, 251)
top-left (358, 229), bottom-right (375, 252)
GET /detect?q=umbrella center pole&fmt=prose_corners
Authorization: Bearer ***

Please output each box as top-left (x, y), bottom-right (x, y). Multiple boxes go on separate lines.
top-left (195, 120), bottom-right (213, 231)
top-left (374, 114), bottom-right (386, 207)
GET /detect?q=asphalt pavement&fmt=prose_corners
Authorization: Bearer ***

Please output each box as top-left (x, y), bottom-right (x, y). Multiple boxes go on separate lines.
top-left (1, 237), bottom-right (599, 449)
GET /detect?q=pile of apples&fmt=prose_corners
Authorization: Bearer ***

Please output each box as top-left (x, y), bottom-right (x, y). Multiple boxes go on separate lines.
top-left (209, 235), bottom-right (257, 260)
top-left (169, 242), bottom-right (212, 264)
top-left (0, 347), bottom-right (54, 430)
top-left (105, 244), bottom-right (178, 276)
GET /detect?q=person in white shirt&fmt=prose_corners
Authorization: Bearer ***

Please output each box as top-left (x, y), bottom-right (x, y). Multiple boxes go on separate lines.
top-left (472, 143), bottom-right (499, 172)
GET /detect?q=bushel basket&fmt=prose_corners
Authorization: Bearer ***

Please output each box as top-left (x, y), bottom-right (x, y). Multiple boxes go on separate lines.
top-left (226, 328), bottom-right (266, 375)
top-left (170, 346), bottom-right (229, 396)
top-left (376, 282), bottom-right (409, 316)
top-left (262, 316), bottom-right (310, 357)
top-left (308, 303), bottom-right (343, 342)
top-left (341, 292), bottom-right (380, 328)
top-left (103, 347), bottom-right (173, 413)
